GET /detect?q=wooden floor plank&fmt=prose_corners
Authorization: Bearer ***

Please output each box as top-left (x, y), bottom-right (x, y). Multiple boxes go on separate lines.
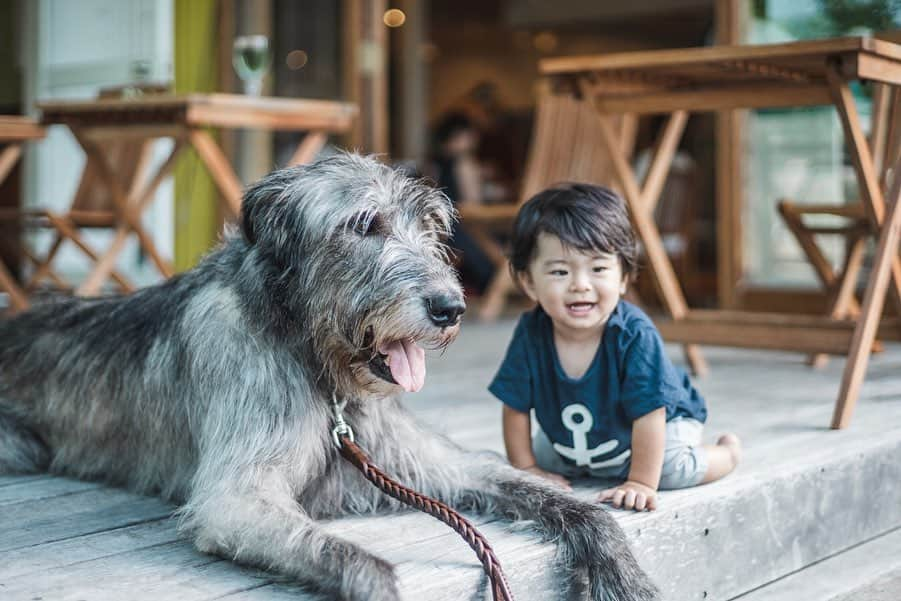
top-left (0, 541), bottom-right (273, 601)
top-left (0, 519), bottom-right (177, 581)
top-left (0, 488), bottom-right (173, 553)
top-left (0, 474), bottom-right (51, 488)
top-left (0, 477), bottom-right (102, 506)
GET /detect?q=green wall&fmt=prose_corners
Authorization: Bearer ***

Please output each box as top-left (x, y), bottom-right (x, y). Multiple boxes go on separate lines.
top-left (173, 0), bottom-right (220, 270)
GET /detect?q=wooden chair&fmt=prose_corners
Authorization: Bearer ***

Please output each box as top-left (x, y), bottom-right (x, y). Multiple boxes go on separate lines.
top-left (458, 91), bottom-right (636, 320)
top-left (0, 87), bottom-right (171, 298)
top-left (777, 82), bottom-right (901, 367)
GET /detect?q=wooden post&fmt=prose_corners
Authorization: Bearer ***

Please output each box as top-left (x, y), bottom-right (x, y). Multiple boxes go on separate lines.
top-left (391, 0), bottom-right (428, 162)
top-left (343, 0), bottom-right (389, 154)
top-left (714, 0), bottom-right (746, 309)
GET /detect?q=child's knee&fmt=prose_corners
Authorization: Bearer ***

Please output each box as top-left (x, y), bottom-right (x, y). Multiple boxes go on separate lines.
top-left (658, 446), bottom-right (707, 490)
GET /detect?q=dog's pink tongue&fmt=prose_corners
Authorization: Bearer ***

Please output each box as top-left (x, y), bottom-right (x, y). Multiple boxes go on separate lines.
top-left (381, 339), bottom-right (426, 392)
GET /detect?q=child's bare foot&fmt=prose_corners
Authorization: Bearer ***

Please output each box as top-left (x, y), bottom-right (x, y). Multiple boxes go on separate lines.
top-left (700, 433), bottom-right (742, 484)
top-left (717, 433), bottom-right (742, 464)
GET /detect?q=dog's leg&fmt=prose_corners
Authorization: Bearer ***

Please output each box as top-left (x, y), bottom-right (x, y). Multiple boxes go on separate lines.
top-left (181, 469), bottom-right (400, 601)
top-left (0, 409), bottom-right (49, 474)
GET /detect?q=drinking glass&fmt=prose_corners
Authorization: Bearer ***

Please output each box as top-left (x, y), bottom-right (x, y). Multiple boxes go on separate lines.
top-left (232, 35), bottom-right (272, 96)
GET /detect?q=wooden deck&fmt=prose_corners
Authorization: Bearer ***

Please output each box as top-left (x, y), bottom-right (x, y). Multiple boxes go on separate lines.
top-left (2, 316), bottom-right (901, 600)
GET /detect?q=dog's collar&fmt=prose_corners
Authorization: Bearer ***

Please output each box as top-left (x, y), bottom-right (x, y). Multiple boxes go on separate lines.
top-left (330, 394), bottom-right (355, 448)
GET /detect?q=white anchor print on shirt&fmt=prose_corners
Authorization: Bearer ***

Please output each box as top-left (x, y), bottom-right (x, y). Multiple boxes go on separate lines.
top-left (552, 404), bottom-right (631, 468)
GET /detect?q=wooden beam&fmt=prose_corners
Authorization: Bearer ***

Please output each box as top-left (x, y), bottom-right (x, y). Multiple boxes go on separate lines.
top-left (657, 310), bottom-right (901, 355)
top-left (715, 0), bottom-right (745, 310)
top-left (185, 96), bottom-right (356, 132)
top-left (592, 83), bottom-right (833, 114)
top-left (0, 117), bottom-right (45, 141)
top-left (342, 0), bottom-right (388, 153)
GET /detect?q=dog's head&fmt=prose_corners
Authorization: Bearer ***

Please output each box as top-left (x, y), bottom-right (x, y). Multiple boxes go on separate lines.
top-left (239, 153), bottom-right (465, 398)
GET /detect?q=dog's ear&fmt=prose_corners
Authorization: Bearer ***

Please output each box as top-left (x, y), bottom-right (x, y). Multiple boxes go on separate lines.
top-left (241, 166), bottom-right (308, 248)
top-left (241, 190), bottom-right (262, 244)
top-left (241, 172), bottom-right (289, 246)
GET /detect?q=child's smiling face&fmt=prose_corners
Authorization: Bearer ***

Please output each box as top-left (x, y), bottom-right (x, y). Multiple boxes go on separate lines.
top-left (519, 232), bottom-right (627, 338)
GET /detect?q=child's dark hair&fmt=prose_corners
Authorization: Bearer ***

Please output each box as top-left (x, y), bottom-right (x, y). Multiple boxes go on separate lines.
top-left (509, 183), bottom-right (638, 279)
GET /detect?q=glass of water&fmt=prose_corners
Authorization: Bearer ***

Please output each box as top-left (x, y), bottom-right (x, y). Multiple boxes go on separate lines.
top-left (232, 35), bottom-right (272, 96)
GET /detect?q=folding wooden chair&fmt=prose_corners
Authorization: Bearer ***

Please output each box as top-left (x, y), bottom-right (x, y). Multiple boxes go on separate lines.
top-left (777, 82), bottom-right (901, 367)
top-left (458, 91), bottom-right (637, 321)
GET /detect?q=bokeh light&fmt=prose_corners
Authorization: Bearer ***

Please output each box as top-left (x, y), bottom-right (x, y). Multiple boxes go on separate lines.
top-left (383, 9), bottom-right (406, 28)
top-left (286, 50), bottom-right (309, 70)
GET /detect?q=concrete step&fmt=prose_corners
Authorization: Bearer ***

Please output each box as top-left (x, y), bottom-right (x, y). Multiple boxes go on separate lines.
top-left (610, 416), bottom-right (901, 601)
top-left (832, 568), bottom-right (901, 601)
top-left (733, 527), bottom-right (901, 601)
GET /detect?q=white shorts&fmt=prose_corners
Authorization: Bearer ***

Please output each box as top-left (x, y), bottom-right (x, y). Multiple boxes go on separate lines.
top-left (532, 416), bottom-right (708, 490)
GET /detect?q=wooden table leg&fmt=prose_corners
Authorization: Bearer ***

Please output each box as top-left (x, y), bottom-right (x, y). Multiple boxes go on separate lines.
top-left (0, 143), bottom-right (28, 311)
top-left (76, 225), bottom-right (130, 296)
top-left (778, 202), bottom-right (866, 367)
top-left (827, 67), bottom-right (901, 323)
top-left (0, 144), bottom-right (23, 184)
top-left (23, 244), bottom-right (69, 291)
top-left (595, 110), bottom-right (708, 376)
top-left (72, 130), bottom-right (181, 295)
top-left (289, 131), bottom-right (328, 166)
top-left (0, 259), bottom-right (28, 313)
top-left (188, 128), bottom-right (244, 220)
top-left (25, 232), bottom-right (66, 291)
top-left (36, 217), bottom-right (134, 292)
top-left (832, 167), bottom-right (901, 429)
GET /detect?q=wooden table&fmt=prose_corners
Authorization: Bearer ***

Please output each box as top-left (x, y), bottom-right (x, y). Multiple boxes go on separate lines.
top-left (541, 37), bottom-right (901, 429)
top-left (0, 117), bottom-right (45, 312)
top-left (37, 94), bottom-right (357, 295)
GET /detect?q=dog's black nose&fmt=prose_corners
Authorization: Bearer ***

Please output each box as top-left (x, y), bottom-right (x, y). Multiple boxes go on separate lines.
top-left (426, 294), bottom-right (466, 327)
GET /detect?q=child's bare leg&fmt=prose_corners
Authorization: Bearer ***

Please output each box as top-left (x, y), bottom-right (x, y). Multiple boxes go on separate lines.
top-left (700, 433), bottom-right (742, 484)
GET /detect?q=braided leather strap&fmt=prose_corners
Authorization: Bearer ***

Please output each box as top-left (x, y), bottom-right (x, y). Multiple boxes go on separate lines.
top-left (337, 435), bottom-right (515, 601)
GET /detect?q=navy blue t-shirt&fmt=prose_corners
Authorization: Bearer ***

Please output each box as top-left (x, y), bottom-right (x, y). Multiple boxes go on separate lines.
top-left (489, 300), bottom-right (706, 467)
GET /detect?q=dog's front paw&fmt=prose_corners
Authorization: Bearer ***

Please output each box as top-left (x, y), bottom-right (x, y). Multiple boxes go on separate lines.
top-left (342, 553), bottom-right (400, 601)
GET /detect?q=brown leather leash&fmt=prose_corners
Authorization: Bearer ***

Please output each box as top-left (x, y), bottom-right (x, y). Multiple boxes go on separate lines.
top-left (331, 397), bottom-right (515, 601)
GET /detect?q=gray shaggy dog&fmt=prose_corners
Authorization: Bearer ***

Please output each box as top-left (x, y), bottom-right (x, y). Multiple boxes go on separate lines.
top-left (0, 154), bottom-right (657, 601)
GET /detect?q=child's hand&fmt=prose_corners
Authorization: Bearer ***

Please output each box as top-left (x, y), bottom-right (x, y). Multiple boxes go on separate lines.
top-left (598, 480), bottom-right (658, 511)
top-left (523, 465), bottom-right (572, 491)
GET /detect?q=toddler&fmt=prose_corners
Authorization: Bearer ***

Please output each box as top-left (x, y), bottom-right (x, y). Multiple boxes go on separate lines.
top-left (489, 184), bottom-right (741, 511)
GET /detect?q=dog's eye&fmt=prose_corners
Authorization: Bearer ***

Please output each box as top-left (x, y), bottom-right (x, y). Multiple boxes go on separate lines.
top-left (348, 211), bottom-right (381, 236)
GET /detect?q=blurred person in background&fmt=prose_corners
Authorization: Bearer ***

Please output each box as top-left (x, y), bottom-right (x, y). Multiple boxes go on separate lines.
top-left (431, 112), bottom-right (496, 295)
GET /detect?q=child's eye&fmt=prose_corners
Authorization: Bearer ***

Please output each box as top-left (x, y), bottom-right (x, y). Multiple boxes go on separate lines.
top-left (549, 269), bottom-right (568, 276)
top-left (593, 266), bottom-right (607, 272)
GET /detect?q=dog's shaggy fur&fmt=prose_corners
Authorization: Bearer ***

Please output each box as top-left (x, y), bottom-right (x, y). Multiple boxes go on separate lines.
top-left (0, 154), bottom-right (658, 600)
